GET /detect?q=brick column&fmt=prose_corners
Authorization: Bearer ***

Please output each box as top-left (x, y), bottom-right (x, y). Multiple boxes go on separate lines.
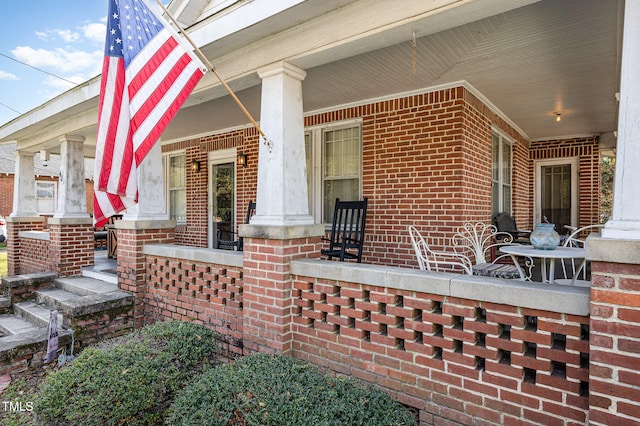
top-left (6, 216), bottom-right (44, 276)
top-left (116, 220), bottom-right (175, 328)
top-left (587, 237), bottom-right (640, 426)
top-left (240, 224), bottom-right (324, 355)
top-left (47, 217), bottom-right (93, 277)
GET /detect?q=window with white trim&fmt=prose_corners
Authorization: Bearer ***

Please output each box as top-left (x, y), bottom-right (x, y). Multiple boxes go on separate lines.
top-left (305, 121), bottom-right (362, 224)
top-left (491, 129), bottom-right (513, 216)
top-left (165, 153), bottom-right (186, 222)
top-left (35, 181), bottom-right (56, 214)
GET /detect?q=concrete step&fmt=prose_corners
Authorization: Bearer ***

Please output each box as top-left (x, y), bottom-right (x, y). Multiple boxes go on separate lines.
top-left (0, 296), bottom-right (11, 308)
top-left (0, 314), bottom-right (41, 336)
top-left (36, 288), bottom-right (133, 318)
top-left (14, 302), bottom-right (64, 329)
top-left (81, 266), bottom-right (118, 285)
top-left (0, 313), bottom-right (73, 359)
top-left (55, 276), bottom-right (119, 296)
top-left (0, 271), bottom-right (128, 376)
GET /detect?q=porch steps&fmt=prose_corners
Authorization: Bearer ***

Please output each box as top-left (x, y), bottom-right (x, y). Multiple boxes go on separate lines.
top-left (0, 274), bottom-right (133, 375)
top-left (81, 265), bottom-right (118, 285)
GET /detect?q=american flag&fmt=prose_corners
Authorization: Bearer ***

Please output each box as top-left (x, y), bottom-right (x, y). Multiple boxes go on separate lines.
top-left (94, 0), bottom-right (206, 227)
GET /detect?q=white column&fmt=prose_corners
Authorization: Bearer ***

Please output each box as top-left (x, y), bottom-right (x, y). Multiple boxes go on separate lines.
top-left (252, 62), bottom-right (314, 226)
top-left (123, 140), bottom-right (169, 221)
top-left (54, 134), bottom-right (90, 219)
top-left (603, 0), bottom-right (640, 240)
top-left (10, 151), bottom-right (37, 217)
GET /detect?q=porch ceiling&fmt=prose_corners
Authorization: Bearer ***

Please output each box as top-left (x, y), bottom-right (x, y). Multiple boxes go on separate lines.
top-left (0, 0), bottom-right (622, 153)
top-left (165, 0), bottom-right (621, 144)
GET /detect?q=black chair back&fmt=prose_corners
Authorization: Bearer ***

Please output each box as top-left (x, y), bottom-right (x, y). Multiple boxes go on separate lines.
top-left (493, 212), bottom-right (530, 244)
top-left (217, 201), bottom-right (256, 251)
top-left (321, 198), bottom-right (368, 262)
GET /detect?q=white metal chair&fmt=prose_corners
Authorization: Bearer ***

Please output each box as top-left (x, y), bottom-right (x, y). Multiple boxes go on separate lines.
top-left (408, 225), bottom-right (473, 275)
top-left (451, 222), bottom-right (532, 280)
top-left (557, 224), bottom-right (604, 286)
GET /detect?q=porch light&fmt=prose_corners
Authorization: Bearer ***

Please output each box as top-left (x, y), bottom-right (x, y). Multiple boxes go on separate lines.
top-left (554, 111), bottom-right (562, 122)
top-left (191, 159), bottom-right (201, 172)
top-left (237, 151), bottom-right (248, 167)
top-left (40, 150), bottom-right (50, 167)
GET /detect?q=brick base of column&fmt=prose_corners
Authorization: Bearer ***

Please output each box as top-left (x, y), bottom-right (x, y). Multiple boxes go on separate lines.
top-left (588, 237), bottom-right (640, 426)
top-left (6, 216), bottom-right (44, 276)
top-left (116, 220), bottom-right (175, 328)
top-left (241, 224), bottom-right (324, 355)
top-left (48, 217), bottom-right (94, 277)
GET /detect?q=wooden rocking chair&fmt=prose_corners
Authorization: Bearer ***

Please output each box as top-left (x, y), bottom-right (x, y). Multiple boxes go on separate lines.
top-left (321, 198), bottom-right (368, 262)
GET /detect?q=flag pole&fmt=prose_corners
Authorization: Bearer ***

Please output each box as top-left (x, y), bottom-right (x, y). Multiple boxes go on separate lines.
top-left (154, 0), bottom-right (268, 142)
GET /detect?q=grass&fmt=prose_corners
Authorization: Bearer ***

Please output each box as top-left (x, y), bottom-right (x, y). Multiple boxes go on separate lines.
top-left (0, 247), bottom-right (7, 278)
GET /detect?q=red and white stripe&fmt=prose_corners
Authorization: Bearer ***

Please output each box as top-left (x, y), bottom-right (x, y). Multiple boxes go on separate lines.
top-left (94, 27), bottom-right (204, 227)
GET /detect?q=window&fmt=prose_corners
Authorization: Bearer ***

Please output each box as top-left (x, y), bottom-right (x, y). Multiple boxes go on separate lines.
top-left (491, 129), bottom-right (513, 216)
top-left (166, 153), bottom-right (186, 222)
top-left (306, 121), bottom-right (362, 223)
top-left (35, 181), bottom-right (56, 214)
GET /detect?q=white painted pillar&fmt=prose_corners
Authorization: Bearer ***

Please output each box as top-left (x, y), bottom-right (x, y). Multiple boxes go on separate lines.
top-left (603, 0), bottom-right (640, 240)
top-left (55, 135), bottom-right (90, 219)
top-left (252, 62), bottom-right (314, 226)
top-left (10, 151), bottom-right (37, 217)
top-left (123, 140), bottom-right (169, 221)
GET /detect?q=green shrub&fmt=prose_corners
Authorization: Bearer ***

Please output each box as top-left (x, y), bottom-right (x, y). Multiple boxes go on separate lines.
top-left (34, 321), bottom-right (221, 426)
top-left (166, 353), bottom-right (417, 426)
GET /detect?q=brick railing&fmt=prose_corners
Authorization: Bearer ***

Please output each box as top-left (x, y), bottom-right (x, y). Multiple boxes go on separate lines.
top-left (290, 260), bottom-right (590, 424)
top-left (142, 245), bottom-right (244, 358)
top-left (17, 231), bottom-right (53, 274)
top-left (141, 244), bottom-right (592, 424)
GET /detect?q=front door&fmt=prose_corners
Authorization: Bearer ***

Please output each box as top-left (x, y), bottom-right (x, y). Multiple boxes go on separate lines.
top-left (535, 158), bottom-right (578, 233)
top-left (210, 162), bottom-right (235, 248)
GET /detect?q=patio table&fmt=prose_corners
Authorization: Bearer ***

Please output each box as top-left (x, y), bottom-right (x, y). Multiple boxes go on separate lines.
top-left (499, 245), bottom-right (586, 285)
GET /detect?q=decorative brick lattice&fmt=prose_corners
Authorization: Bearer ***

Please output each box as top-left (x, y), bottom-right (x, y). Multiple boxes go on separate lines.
top-left (18, 237), bottom-right (52, 274)
top-left (293, 278), bottom-right (590, 425)
top-left (145, 256), bottom-right (244, 357)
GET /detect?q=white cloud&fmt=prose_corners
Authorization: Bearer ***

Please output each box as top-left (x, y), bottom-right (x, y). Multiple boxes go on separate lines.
top-left (81, 22), bottom-right (107, 44)
top-left (55, 29), bottom-right (81, 43)
top-left (0, 70), bottom-right (18, 80)
top-left (11, 46), bottom-right (102, 74)
top-left (35, 31), bottom-right (50, 42)
top-left (33, 18), bottom-right (105, 45)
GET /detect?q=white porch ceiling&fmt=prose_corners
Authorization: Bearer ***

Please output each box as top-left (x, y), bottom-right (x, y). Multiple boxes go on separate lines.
top-left (0, 0), bottom-right (622, 153)
top-left (164, 0), bottom-right (621, 144)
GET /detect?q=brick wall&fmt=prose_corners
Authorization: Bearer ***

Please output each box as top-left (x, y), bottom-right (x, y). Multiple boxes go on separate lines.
top-left (291, 275), bottom-right (590, 425)
top-left (117, 227), bottom-right (175, 327)
top-left (241, 236), bottom-right (323, 354)
top-left (48, 222), bottom-right (94, 277)
top-left (589, 258), bottom-right (640, 426)
top-left (145, 255), bottom-right (244, 357)
top-left (529, 137), bottom-right (600, 228)
top-left (0, 175), bottom-right (13, 217)
top-left (167, 86), bottom-right (599, 271)
top-left (140, 247), bottom-right (594, 425)
top-left (168, 87), bottom-right (540, 268)
top-left (7, 219), bottom-right (44, 276)
top-left (18, 237), bottom-right (52, 274)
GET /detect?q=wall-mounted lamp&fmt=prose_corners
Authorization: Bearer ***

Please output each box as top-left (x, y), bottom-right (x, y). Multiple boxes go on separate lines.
top-left (191, 159), bottom-right (201, 172)
top-left (40, 150), bottom-right (50, 167)
top-left (237, 151), bottom-right (248, 167)
top-left (554, 111), bottom-right (562, 123)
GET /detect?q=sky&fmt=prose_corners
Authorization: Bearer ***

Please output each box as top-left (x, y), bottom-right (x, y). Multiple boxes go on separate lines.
top-left (0, 0), bottom-right (169, 127)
